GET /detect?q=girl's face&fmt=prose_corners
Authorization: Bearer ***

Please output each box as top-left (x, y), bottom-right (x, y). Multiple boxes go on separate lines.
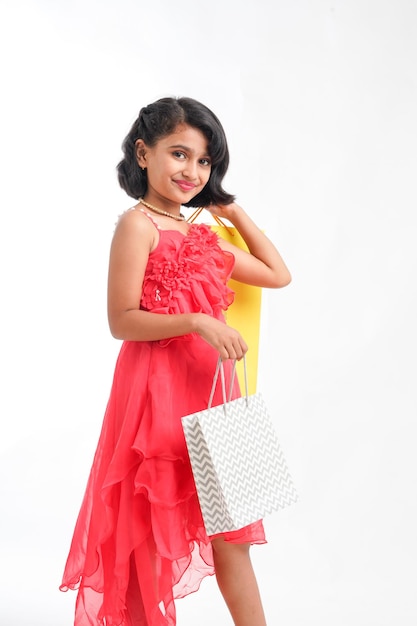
top-left (136, 123), bottom-right (212, 209)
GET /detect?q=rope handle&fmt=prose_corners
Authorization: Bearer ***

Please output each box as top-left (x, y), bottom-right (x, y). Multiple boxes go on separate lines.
top-left (187, 207), bottom-right (235, 237)
top-left (207, 356), bottom-right (249, 412)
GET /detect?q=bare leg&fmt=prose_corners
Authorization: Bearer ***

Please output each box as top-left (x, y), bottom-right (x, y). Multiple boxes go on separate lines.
top-left (125, 553), bottom-right (148, 626)
top-left (211, 537), bottom-right (267, 626)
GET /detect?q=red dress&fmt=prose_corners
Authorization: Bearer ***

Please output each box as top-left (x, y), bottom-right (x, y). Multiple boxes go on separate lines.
top-left (60, 217), bottom-right (266, 626)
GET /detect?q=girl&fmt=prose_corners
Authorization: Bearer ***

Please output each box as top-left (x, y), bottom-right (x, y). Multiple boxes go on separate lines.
top-left (60, 96), bottom-right (291, 626)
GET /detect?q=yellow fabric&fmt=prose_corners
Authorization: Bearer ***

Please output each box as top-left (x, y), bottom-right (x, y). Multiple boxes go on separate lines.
top-left (211, 225), bottom-right (262, 395)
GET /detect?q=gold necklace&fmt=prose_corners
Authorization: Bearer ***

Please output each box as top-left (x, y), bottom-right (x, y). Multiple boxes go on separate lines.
top-left (139, 198), bottom-right (185, 221)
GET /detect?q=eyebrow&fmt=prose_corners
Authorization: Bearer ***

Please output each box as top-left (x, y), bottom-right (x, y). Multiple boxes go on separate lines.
top-left (168, 143), bottom-right (210, 157)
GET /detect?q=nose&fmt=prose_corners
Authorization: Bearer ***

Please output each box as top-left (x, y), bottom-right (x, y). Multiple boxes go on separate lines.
top-left (183, 159), bottom-right (198, 180)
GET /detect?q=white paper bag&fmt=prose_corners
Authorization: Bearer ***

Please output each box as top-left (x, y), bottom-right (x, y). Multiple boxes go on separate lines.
top-left (181, 359), bottom-right (298, 536)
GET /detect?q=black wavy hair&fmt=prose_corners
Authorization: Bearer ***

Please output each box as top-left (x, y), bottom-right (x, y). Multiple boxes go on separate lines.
top-left (116, 96), bottom-right (235, 207)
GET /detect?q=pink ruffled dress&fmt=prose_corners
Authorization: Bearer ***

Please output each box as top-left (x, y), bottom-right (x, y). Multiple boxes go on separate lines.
top-left (60, 216), bottom-right (266, 626)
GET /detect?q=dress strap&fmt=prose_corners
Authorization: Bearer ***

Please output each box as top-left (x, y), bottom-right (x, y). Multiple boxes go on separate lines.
top-left (137, 207), bottom-right (161, 230)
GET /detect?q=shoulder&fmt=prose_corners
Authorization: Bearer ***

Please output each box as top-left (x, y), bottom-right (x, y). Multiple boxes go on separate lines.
top-left (115, 206), bottom-right (158, 238)
top-left (116, 206), bottom-right (156, 230)
top-left (112, 207), bottom-right (158, 253)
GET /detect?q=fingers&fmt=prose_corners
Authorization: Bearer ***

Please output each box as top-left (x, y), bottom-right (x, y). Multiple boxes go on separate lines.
top-left (206, 203), bottom-right (229, 218)
top-left (196, 314), bottom-right (248, 361)
top-left (217, 333), bottom-right (248, 362)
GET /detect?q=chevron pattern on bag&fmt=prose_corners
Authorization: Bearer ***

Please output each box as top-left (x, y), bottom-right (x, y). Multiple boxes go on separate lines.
top-left (182, 392), bottom-right (298, 536)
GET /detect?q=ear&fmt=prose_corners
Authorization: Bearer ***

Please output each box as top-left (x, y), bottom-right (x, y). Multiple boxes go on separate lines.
top-left (135, 139), bottom-right (147, 169)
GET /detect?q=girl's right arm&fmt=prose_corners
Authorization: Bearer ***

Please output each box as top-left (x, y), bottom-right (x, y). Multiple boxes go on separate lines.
top-left (107, 210), bottom-right (247, 360)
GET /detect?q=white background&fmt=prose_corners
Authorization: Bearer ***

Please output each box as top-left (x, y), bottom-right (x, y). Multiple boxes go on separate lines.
top-left (0, 1), bottom-right (416, 624)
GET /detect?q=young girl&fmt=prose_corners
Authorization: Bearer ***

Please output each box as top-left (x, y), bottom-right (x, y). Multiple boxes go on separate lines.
top-left (60, 96), bottom-right (291, 626)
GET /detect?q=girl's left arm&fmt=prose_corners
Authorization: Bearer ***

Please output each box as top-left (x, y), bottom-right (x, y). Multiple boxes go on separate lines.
top-left (209, 202), bottom-right (291, 288)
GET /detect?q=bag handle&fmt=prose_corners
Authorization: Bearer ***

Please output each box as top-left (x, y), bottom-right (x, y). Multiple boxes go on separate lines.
top-left (187, 206), bottom-right (235, 237)
top-left (207, 356), bottom-right (249, 411)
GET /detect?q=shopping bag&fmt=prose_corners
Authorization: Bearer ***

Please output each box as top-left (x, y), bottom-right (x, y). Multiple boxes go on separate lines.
top-left (187, 208), bottom-right (262, 395)
top-left (181, 357), bottom-right (298, 536)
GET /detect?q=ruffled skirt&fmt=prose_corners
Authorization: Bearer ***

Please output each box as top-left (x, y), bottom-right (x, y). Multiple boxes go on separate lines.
top-left (60, 336), bottom-right (265, 626)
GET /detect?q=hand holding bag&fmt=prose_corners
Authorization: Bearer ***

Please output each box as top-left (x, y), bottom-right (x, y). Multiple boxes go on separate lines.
top-left (181, 357), bottom-right (298, 536)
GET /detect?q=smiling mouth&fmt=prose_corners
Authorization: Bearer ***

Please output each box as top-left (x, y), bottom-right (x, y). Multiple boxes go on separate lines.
top-left (175, 180), bottom-right (196, 191)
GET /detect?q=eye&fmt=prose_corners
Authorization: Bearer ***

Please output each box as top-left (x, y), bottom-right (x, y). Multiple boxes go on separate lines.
top-left (172, 150), bottom-right (186, 159)
top-left (199, 157), bottom-right (211, 167)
